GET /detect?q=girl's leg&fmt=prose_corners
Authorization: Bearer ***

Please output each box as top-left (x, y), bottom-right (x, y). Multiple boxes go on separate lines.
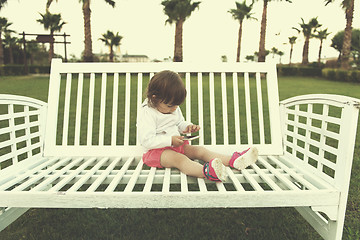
top-left (183, 145), bottom-right (231, 166)
top-left (160, 149), bottom-right (204, 178)
top-left (184, 144), bottom-right (258, 170)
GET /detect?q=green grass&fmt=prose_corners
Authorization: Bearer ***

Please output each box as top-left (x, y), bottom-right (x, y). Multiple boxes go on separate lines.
top-left (0, 75), bottom-right (360, 240)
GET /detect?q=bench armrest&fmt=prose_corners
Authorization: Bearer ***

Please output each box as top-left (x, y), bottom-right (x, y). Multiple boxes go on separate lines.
top-left (279, 94), bottom-right (360, 189)
top-left (0, 95), bottom-right (47, 170)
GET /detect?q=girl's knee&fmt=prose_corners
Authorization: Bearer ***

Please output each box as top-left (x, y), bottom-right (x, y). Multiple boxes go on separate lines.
top-left (184, 145), bottom-right (208, 160)
top-left (160, 150), bottom-right (189, 168)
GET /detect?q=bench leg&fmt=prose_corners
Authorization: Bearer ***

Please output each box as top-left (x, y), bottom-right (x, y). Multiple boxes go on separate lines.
top-left (0, 207), bottom-right (29, 232)
top-left (295, 207), bottom-right (345, 240)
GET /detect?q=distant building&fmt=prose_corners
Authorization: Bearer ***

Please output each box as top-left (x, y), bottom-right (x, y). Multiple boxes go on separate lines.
top-left (121, 54), bottom-right (149, 62)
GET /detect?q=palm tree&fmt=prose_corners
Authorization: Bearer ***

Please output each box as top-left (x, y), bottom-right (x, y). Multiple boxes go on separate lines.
top-left (228, 1), bottom-right (256, 62)
top-left (270, 47), bottom-right (278, 58)
top-left (293, 17), bottom-right (321, 65)
top-left (0, 17), bottom-right (12, 65)
top-left (3, 32), bottom-right (19, 64)
top-left (37, 11), bottom-right (66, 63)
top-left (252, 0), bottom-right (292, 62)
top-left (46, 0), bottom-right (116, 62)
top-left (314, 28), bottom-right (331, 64)
top-left (288, 36), bottom-right (297, 65)
top-left (325, 0), bottom-right (354, 69)
top-left (277, 50), bottom-right (284, 64)
top-left (0, 0), bottom-right (8, 10)
top-left (99, 30), bottom-right (123, 62)
top-left (161, 0), bottom-right (201, 62)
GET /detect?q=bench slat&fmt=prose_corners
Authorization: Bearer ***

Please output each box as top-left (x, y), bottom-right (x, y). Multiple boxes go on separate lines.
top-left (31, 157), bottom-right (85, 192)
top-left (209, 72), bottom-right (216, 145)
top-left (232, 73), bottom-right (241, 145)
top-left (124, 158), bottom-right (143, 193)
top-left (98, 73), bottom-right (107, 146)
top-left (257, 157), bottom-right (300, 191)
top-left (256, 73), bottom-right (266, 144)
top-left (49, 157), bottom-right (95, 192)
top-left (221, 72), bottom-right (229, 145)
top-left (244, 72), bottom-right (253, 145)
top-left (143, 167), bottom-right (157, 193)
top-left (86, 73), bottom-right (96, 145)
top-left (0, 157), bottom-right (59, 191)
top-left (105, 157), bottom-right (134, 192)
top-left (136, 73), bottom-right (143, 145)
top-left (197, 73), bottom-right (204, 146)
top-left (74, 73), bottom-right (84, 146)
top-left (86, 157), bottom-right (122, 192)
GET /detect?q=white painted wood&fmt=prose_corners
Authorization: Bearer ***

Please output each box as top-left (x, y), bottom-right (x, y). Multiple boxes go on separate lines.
top-left (123, 73), bottom-right (131, 146)
top-left (87, 73), bottom-right (95, 145)
top-left (136, 73), bottom-right (143, 145)
top-left (244, 72), bottom-right (253, 144)
top-left (124, 159), bottom-right (143, 193)
top-left (209, 72), bottom-right (216, 145)
top-left (0, 207), bottom-right (29, 232)
top-left (99, 73), bottom-right (107, 146)
top-left (162, 168), bottom-right (171, 193)
top-left (62, 73), bottom-right (72, 145)
top-left (197, 73), bottom-right (204, 145)
top-left (232, 73), bottom-right (241, 145)
top-left (0, 190), bottom-right (340, 209)
top-left (112, 73), bottom-right (119, 146)
top-left (105, 157), bottom-right (135, 193)
top-left (256, 73), bottom-right (265, 144)
top-left (49, 157), bottom-right (94, 192)
top-left (74, 73), bottom-right (84, 146)
top-left (143, 167), bottom-right (156, 193)
top-left (221, 72), bottom-right (229, 145)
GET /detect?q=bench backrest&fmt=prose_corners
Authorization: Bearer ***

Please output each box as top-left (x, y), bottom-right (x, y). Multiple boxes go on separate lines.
top-left (44, 59), bottom-right (282, 157)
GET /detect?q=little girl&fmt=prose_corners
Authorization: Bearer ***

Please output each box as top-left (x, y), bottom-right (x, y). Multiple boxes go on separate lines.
top-left (137, 70), bottom-right (258, 182)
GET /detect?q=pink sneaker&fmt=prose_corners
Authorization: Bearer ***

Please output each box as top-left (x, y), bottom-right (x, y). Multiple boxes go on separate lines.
top-left (229, 147), bottom-right (258, 170)
top-left (203, 158), bottom-right (228, 182)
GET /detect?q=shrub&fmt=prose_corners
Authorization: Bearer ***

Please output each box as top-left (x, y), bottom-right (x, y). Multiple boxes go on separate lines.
top-left (277, 65), bottom-right (322, 77)
top-left (322, 68), bottom-right (360, 82)
top-left (0, 65), bottom-right (50, 76)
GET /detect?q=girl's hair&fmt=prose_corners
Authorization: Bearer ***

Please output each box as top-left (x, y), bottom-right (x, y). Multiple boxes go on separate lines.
top-left (146, 70), bottom-right (186, 107)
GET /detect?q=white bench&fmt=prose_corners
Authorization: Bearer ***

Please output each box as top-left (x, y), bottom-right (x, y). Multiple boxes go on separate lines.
top-left (0, 59), bottom-right (359, 239)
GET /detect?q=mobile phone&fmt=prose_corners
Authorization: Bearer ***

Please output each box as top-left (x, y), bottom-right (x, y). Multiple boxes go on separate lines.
top-left (183, 135), bottom-right (200, 141)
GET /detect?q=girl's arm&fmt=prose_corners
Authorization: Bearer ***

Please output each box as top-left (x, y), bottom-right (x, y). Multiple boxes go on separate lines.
top-left (137, 108), bottom-right (172, 149)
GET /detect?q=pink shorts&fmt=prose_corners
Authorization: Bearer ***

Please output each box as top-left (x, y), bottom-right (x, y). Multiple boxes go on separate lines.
top-left (142, 141), bottom-right (189, 168)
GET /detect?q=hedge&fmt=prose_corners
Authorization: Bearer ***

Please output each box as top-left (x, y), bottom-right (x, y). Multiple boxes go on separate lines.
top-left (277, 65), bottom-right (323, 77)
top-left (322, 68), bottom-right (360, 83)
top-left (0, 65), bottom-right (50, 76)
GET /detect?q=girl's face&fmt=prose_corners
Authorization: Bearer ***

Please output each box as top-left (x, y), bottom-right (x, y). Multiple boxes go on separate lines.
top-left (156, 102), bottom-right (178, 114)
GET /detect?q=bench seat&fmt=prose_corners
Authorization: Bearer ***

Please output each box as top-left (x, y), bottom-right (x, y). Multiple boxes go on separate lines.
top-left (0, 154), bottom-right (339, 210)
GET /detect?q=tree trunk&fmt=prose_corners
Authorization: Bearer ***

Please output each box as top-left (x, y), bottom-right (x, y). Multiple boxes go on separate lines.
top-left (236, 21), bottom-right (243, 62)
top-left (83, 0), bottom-right (93, 62)
top-left (109, 46), bottom-right (114, 62)
top-left (318, 39), bottom-right (323, 64)
top-left (174, 19), bottom-right (184, 62)
top-left (289, 44), bottom-right (293, 65)
top-left (302, 36), bottom-right (310, 65)
top-left (340, 0), bottom-right (354, 69)
top-left (258, 0), bottom-right (268, 62)
top-left (0, 34), bottom-right (4, 65)
top-left (49, 31), bottom-right (54, 64)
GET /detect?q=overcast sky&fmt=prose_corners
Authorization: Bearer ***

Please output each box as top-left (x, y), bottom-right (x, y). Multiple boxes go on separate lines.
top-left (1, 0), bottom-right (359, 63)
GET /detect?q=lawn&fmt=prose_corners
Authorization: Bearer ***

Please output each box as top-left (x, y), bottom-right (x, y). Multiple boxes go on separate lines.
top-left (0, 74), bottom-right (359, 240)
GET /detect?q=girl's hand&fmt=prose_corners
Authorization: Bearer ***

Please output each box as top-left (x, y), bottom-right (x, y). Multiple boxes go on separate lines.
top-left (172, 136), bottom-right (184, 147)
top-left (184, 125), bottom-right (200, 133)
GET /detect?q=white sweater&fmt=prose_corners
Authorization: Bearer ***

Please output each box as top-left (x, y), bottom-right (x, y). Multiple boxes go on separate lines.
top-left (137, 100), bottom-right (192, 150)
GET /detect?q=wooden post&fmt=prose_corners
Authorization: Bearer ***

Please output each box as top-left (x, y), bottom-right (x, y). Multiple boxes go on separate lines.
top-left (63, 33), bottom-right (68, 62)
